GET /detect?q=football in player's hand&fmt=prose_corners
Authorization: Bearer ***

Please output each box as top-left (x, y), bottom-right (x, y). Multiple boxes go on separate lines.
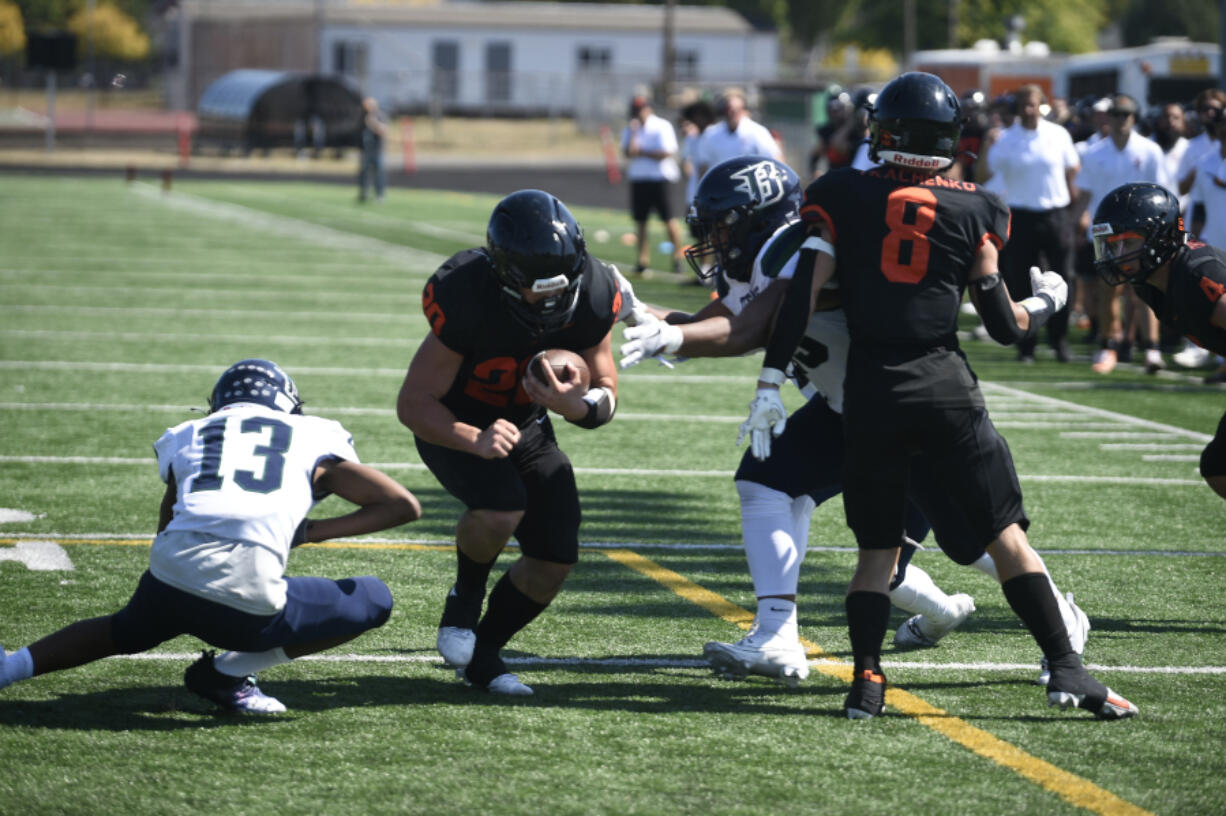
top-left (529, 349), bottom-right (590, 389)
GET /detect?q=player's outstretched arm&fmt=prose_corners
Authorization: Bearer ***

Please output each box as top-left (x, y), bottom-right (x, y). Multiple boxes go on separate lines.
top-left (300, 459), bottom-right (422, 544)
top-left (969, 241), bottom-right (1066, 345)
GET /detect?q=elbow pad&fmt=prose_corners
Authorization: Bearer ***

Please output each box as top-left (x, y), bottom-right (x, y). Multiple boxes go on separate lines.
top-left (570, 386), bottom-right (616, 429)
top-left (972, 275), bottom-right (1036, 346)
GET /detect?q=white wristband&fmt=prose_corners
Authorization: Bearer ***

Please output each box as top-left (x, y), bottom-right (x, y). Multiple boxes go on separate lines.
top-left (802, 236), bottom-right (836, 258)
top-left (758, 367), bottom-right (787, 386)
top-left (660, 323), bottom-right (684, 354)
top-left (1019, 295), bottom-right (1052, 317)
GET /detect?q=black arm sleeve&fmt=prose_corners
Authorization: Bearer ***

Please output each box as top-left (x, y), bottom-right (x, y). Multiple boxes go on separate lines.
top-left (762, 250), bottom-right (816, 374)
top-left (973, 274), bottom-right (1046, 346)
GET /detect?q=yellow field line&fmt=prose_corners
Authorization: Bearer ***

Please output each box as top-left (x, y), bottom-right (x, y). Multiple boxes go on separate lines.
top-left (3, 537), bottom-right (1151, 815)
top-left (602, 548), bottom-right (1151, 816)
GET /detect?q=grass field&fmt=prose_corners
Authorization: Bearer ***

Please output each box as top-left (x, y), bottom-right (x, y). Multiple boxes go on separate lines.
top-left (1, 173), bottom-right (1224, 816)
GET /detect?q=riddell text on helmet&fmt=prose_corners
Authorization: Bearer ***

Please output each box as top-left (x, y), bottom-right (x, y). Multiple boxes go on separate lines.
top-left (882, 152), bottom-right (947, 169)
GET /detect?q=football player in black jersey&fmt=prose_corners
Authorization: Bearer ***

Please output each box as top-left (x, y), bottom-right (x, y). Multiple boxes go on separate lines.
top-left (1092, 182), bottom-right (1226, 500)
top-left (745, 72), bottom-right (1138, 720)
top-left (396, 189), bottom-right (622, 695)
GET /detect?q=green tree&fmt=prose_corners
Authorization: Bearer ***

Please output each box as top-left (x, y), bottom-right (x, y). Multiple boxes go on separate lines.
top-left (67, 2), bottom-right (148, 61)
top-left (0, 0), bottom-right (25, 58)
top-left (1119, 0), bottom-right (1219, 46)
top-left (829, 0), bottom-right (1107, 55)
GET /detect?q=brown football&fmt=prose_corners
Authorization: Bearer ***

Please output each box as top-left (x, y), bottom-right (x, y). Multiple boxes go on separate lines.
top-left (528, 349), bottom-right (590, 389)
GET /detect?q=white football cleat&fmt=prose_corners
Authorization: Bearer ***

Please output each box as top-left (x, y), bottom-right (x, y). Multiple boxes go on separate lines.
top-left (892, 593), bottom-right (975, 649)
top-left (486, 673), bottom-right (534, 696)
top-left (703, 631), bottom-right (810, 687)
top-left (1173, 343), bottom-right (1211, 369)
top-left (437, 627), bottom-right (476, 668)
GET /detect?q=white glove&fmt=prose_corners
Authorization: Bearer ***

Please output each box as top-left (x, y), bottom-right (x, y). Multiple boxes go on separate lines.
top-left (737, 388), bottom-right (788, 461)
top-left (620, 322), bottom-right (683, 369)
top-left (1027, 266), bottom-right (1068, 314)
top-left (613, 266), bottom-right (656, 327)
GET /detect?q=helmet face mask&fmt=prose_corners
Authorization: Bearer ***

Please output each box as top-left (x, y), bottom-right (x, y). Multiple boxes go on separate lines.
top-left (684, 157), bottom-right (801, 283)
top-left (486, 189), bottom-right (587, 335)
top-left (869, 72), bottom-right (962, 171)
top-left (209, 359), bottom-right (303, 415)
top-left (1091, 183), bottom-right (1184, 286)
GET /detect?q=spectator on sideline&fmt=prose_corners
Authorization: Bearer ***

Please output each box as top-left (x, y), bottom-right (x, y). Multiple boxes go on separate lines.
top-left (694, 89), bottom-right (782, 182)
top-left (1175, 90), bottom-right (1226, 369)
top-left (981, 84), bottom-right (1080, 363)
top-left (358, 97), bottom-right (387, 203)
top-left (679, 98), bottom-right (717, 222)
top-left (620, 95), bottom-right (686, 276)
top-left (0, 360), bottom-right (422, 713)
top-left (1076, 94), bottom-right (1168, 374)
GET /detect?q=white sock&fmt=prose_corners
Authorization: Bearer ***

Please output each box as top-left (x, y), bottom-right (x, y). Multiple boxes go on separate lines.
top-left (790, 494), bottom-right (815, 565)
top-left (970, 552), bottom-right (999, 582)
top-left (888, 564), bottom-right (954, 621)
top-left (213, 647), bottom-right (291, 678)
top-left (0, 646), bottom-right (34, 688)
top-left (736, 480), bottom-right (804, 598)
top-left (754, 598), bottom-right (798, 641)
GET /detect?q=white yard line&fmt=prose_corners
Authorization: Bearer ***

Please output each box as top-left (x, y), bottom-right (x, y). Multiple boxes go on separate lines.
top-left (0, 454), bottom-right (1205, 485)
top-left (98, 651), bottom-right (1226, 675)
top-left (129, 182), bottom-right (447, 269)
top-left (4, 532), bottom-right (1222, 557)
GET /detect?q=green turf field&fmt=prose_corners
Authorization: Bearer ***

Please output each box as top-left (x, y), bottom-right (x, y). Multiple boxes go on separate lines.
top-left (1, 174), bottom-right (1223, 815)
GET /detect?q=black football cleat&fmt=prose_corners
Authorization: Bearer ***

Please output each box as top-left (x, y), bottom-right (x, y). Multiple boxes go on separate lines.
top-left (845, 669), bottom-right (886, 720)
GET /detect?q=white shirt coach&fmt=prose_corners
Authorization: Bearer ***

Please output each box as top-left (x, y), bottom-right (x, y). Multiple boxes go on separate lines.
top-left (987, 118), bottom-right (1080, 210)
top-left (1078, 130), bottom-right (1167, 238)
top-left (1190, 149), bottom-right (1226, 248)
top-left (696, 117), bottom-right (781, 176)
top-left (620, 113), bottom-right (681, 183)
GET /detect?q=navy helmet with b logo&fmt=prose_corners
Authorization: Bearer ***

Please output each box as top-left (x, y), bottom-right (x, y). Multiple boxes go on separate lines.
top-left (209, 359), bottom-right (304, 414)
top-left (685, 156), bottom-right (802, 283)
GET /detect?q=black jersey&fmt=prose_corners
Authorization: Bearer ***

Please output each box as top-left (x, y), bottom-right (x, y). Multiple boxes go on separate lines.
top-left (801, 166), bottom-right (1010, 348)
top-left (1134, 242), bottom-right (1226, 357)
top-left (421, 249), bottom-right (620, 429)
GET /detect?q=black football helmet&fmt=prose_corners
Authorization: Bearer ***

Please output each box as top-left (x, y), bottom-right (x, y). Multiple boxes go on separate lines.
top-left (685, 156), bottom-right (802, 283)
top-left (869, 72), bottom-right (962, 171)
top-left (1091, 182), bottom-right (1185, 285)
top-left (486, 189), bottom-right (587, 335)
top-left (209, 359), bottom-right (303, 414)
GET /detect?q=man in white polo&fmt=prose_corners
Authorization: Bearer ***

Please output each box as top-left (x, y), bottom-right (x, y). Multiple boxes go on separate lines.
top-left (694, 89), bottom-right (782, 182)
top-left (621, 95), bottom-right (685, 275)
top-left (1076, 94), bottom-right (1168, 374)
top-left (982, 84), bottom-right (1081, 363)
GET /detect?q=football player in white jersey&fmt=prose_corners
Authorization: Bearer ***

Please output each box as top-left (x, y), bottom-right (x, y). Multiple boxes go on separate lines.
top-left (619, 157), bottom-right (1088, 686)
top-left (0, 359), bottom-right (422, 713)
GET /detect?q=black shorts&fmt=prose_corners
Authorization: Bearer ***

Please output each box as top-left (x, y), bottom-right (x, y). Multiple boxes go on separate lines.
top-left (841, 400), bottom-right (1028, 553)
top-left (415, 416), bottom-right (581, 564)
top-left (630, 180), bottom-right (673, 223)
top-left (735, 396), bottom-right (987, 563)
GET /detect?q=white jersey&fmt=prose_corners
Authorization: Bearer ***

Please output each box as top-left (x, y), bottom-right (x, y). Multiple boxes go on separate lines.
top-left (150, 403), bottom-right (358, 614)
top-left (721, 223), bottom-right (850, 413)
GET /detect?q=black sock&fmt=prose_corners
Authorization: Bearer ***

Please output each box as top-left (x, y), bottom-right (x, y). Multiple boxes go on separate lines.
top-left (438, 550), bottom-right (496, 629)
top-left (1001, 572), bottom-right (1074, 660)
top-left (846, 591), bottom-right (890, 675)
top-left (455, 548), bottom-right (495, 599)
top-left (474, 573), bottom-right (548, 654)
